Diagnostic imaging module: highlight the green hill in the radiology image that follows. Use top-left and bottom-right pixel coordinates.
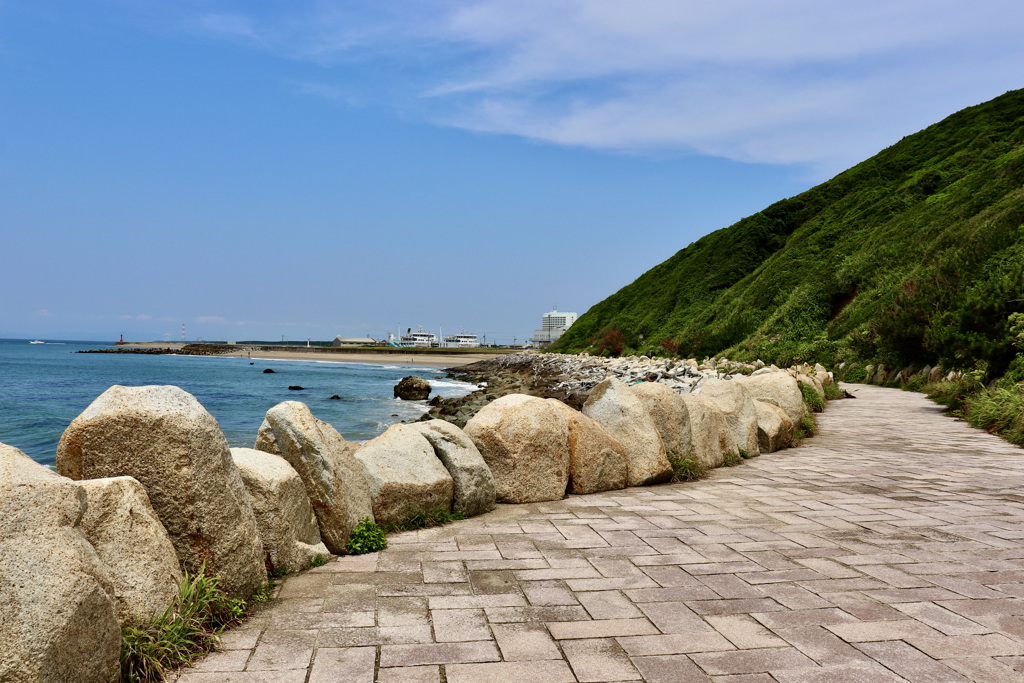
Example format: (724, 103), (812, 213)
(555, 88), (1024, 379)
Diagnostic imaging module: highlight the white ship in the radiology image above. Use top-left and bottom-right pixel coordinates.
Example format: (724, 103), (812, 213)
(399, 326), (437, 347)
(443, 328), (480, 348)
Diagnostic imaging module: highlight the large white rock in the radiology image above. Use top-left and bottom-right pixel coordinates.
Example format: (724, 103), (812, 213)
(409, 420), (496, 517)
(583, 378), (672, 486)
(547, 400), (629, 495)
(255, 401), (374, 555)
(632, 382), (690, 460)
(737, 372), (805, 425)
(463, 394), (570, 503)
(678, 395), (733, 468)
(77, 476), (182, 626)
(354, 425), (455, 528)
(753, 400), (795, 453)
(56, 385), (267, 600)
(698, 379), (761, 457)
(231, 448), (329, 575)
(797, 373), (826, 401)
(0, 443), (120, 683)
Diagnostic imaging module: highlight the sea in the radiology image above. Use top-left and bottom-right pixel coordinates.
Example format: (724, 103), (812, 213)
(0, 339), (478, 468)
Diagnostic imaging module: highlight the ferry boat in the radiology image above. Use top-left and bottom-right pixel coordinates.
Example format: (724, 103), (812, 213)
(443, 329), (480, 348)
(399, 326), (437, 347)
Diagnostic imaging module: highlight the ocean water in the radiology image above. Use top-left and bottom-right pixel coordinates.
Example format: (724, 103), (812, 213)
(0, 339), (477, 467)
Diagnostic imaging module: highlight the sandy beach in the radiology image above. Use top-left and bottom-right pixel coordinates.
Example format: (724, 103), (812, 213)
(122, 342), (508, 368)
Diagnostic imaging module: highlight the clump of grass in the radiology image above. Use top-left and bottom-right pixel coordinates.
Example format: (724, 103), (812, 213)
(841, 366), (867, 383)
(799, 381), (826, 413)
(120, 567), (246, 683)
(308, 554), (328, 568)
(383, 507), (467, 533)
(667, 454), (708, 482)
(249, 581), (275, 604)
(823, 382), (845, 400)
(924, 377), (982, 412)
(738, 447), (753, 459)
(900, 374), (928, 392)
(348, 517), (387, 555)
(723, 451), (744, 467)
(962, 384), (1024, 447)
(791, 412), (818, 447)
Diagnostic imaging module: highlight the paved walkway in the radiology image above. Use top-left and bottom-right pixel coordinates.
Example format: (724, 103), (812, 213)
(177, 385), (1024, 682)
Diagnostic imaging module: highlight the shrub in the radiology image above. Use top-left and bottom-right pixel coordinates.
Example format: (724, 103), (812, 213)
(667, 455), (708, 482)
(659, 339), (680, 357)
(841, 366), (867, 383)
(799, 382), (826, 413)
(593, 327), (625, 357)
(963, 384), (1024, 447)
(120, 567), (246, 683)
(791, 412), (818, 447)
(308, 554), (328, 568)
(900, 374), (927, 392)
(348, 517), (387, 555)
(823, 382), (845, 400)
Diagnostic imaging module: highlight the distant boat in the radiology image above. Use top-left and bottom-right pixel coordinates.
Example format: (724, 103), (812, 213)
(29, 340), (44, 344)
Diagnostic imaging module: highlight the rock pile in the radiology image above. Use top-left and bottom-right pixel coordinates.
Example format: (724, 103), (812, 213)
(0, 353), (836, 681)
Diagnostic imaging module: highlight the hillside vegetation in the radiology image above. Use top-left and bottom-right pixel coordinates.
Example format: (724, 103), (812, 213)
(555, 88), (1024, 383)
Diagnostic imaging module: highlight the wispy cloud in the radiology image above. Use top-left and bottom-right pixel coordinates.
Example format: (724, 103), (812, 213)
(179, 1), (1024, 174)
(34, 309), (51, 317)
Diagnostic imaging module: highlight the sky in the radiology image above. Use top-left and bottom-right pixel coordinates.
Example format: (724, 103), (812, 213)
(1, 1), (1022, 344)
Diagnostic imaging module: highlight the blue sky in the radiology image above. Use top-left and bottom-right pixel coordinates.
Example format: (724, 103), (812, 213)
(2, 1), (1022, 343)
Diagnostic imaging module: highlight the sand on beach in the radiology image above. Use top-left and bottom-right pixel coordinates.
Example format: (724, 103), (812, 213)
(122, 342), (506, 368)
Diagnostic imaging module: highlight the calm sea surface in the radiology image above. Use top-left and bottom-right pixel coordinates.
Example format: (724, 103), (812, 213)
(0, 339), (476, 467)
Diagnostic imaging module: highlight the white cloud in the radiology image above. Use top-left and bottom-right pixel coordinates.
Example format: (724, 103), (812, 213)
(183, 0), (1024, 175)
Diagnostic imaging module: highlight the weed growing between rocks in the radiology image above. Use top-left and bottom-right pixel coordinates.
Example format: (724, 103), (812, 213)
(791, 412), (819, 447)
(667, 455), (709, 482)
(119, 567), (246, 682)
(308, 554), (328, 568)
(799, 382), (826, 413)
(348, 517), (387, 555)
(738, 447), (752, 459)
(384, 507), (467, 533)
(723, 451), (744, 467)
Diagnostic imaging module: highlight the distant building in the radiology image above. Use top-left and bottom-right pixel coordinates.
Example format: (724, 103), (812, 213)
(531, 309), (578, 346)
(333, 336), (373, 347)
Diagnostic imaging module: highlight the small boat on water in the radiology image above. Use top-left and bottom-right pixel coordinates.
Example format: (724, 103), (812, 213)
(29, 340), (44, 344)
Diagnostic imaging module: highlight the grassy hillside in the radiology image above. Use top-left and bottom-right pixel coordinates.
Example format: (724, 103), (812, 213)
(555, 88), (1024, 379)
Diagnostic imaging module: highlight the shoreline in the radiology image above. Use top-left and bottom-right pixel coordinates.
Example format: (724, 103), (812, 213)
(119, 342), (509, 368)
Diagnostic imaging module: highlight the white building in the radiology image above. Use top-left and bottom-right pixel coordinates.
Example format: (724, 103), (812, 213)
(531, 309), (578, 346)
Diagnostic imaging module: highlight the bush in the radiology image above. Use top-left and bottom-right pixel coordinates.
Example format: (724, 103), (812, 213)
(593, 327), (625, 357)
(962, 383), (1024, 447)
(823, 383), (845, 400)
(383, 507), (466, 533)
(667, 455), (708, 482)
(723, 451), (744, 467)
(900, 374), (927, 392)
(120, 567), (246, 683)
(842, 366), (867, 383)
(799, 382), (826, 413)
(348, 517), (387, 555)
(791, 412), (818, 447)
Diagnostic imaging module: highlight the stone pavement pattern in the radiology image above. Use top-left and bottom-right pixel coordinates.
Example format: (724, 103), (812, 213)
(176, 385), (1024, 682)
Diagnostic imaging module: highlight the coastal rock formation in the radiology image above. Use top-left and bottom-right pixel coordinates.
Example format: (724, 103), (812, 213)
(737, 372), (805, 425)
(633, 382), (691, 460)
(409, 420), (496, 517)
(77, 476), (182, 625)
(582, 378), (672, 486)
(231, 448), (329, 574)
(255, 401), (374, 555)
(354, 425), (455, 527)
(753, 400), (795, 453)
(547, 400), (629, 495)
(678, 395), (733, 468)
(394, 375), (432, 400)
(464, 394), (571, 503)
(0, 443), (120, 683)
(56, 385), (267, 600)
(698, 379), (761, 457)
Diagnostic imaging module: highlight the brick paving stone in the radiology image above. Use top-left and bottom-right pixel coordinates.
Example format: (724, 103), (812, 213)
(490, 622), (564, 660)
(377, 665), (441, 683)
(446, 660), (577, 683)
(307, 647), (375, 683)
(562, 638), (642, 682)
(854, 640), (969, 682)
(184, 385), (1024, 681)
(630, 655), (711, 682)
